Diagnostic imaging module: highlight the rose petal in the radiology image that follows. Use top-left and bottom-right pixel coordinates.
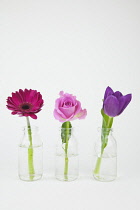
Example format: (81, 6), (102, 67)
(55, 98), (62, 110)
(74, 101), (82, 115)
(59, 91), (64, 96)
(53, 109), (66, 122)
(77, 109), (87, 120)
(61, 98), (73, 107)
(59, 106), (76, 118)
(60, 96), (76, 107)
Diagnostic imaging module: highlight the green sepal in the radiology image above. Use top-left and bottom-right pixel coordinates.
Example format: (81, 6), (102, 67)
(61, 121), (72, 143)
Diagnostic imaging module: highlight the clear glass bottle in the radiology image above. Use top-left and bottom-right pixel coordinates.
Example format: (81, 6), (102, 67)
(55, 127), (79, 181)
(93, 128), (117, 182)
(18, 126), (43, 181)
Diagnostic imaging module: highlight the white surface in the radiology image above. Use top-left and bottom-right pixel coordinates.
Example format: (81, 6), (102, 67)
(1, 172), (140, 210)
(1, 0), (140, 209)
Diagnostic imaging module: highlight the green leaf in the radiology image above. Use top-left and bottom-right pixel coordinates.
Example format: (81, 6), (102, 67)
(101, 109), (113, 129)
(101, 109), (114, 152)
(61, 121), (72, 143)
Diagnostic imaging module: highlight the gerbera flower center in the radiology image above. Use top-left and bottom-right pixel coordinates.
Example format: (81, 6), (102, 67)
(22, 104), (30, 110)
(19, 103), (32, 112)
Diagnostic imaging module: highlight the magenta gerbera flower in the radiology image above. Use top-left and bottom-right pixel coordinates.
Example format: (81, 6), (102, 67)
(6, 89), (44, 119)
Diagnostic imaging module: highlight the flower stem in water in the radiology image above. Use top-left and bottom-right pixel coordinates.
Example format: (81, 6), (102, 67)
(26, 117), (35, 180)
(64, 122), (70, 181)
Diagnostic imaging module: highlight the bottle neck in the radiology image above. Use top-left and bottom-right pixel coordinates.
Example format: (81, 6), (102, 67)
(21, 126), (41, 146)
(98, 128), (113, 136)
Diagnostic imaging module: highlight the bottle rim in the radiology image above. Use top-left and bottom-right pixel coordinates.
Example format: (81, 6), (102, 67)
(22, 125), (39, 131)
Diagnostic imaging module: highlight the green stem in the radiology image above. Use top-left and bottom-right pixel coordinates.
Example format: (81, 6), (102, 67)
(93, 156), (102, 174)
(94, 114), (113, 176)
(93, 143), (105, 175)
(26, 117), (35, 180)
(64, 121), (70, 181)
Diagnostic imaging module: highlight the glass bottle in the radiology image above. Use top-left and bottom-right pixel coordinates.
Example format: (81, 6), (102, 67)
(93, 128), (117, 181)
(18, 126), (43, 181)
(55, 127), (79, 181)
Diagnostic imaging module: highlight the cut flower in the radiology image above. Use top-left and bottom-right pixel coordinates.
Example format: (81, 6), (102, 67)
(54, 91), (87, 181)
(54, 91), (87, 122)
(93, 86), (132, 179)
(103, 86), (132, 117)
(6, 89), (44, 119)
(6, 88), (44, 181)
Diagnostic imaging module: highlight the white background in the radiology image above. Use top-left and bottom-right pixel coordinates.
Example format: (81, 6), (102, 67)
(0, 0), (140, 209)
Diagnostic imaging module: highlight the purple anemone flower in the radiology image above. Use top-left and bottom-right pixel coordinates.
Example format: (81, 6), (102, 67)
(103, 86), (132, 117)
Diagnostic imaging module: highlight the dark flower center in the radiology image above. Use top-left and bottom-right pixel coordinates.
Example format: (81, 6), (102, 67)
(19, 102), (32, 112)
(21, 104), (30, 110)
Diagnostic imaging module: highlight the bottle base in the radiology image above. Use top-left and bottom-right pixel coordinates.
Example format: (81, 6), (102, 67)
(93, 174), (116, 182)
(19, 174), (42, 181)
(55, 174), (78, 182)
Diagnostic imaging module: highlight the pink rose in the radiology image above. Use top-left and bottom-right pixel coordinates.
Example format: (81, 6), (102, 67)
(54, 91), (87, 122)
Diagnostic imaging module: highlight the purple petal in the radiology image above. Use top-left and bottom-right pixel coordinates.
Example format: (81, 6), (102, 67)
(103, 95), (120, 117)
(113, 91), (122, 99)
(104, 86), (114, 100)
(118, 94), (132, 115)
